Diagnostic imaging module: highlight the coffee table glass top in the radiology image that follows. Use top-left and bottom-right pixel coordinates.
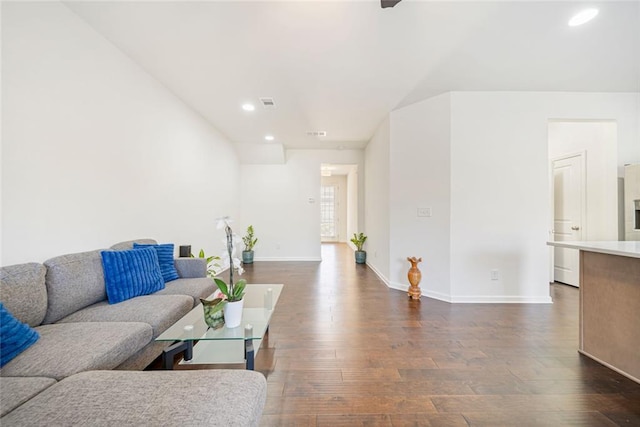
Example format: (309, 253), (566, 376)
(156, 284), (283, 342)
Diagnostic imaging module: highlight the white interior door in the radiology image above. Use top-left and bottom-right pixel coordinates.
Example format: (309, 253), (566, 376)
(552, 154), (584, 287)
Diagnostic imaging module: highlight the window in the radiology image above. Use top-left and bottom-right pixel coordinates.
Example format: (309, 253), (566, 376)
(320, 185), (337, 239)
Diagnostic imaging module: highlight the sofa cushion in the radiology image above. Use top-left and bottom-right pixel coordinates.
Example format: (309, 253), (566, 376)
(133, 243), (180, 283)
(110, 238), (157, 251)
(56, 294), (192, 338)
(1, 370), (267, 426)
(0, 376), (57, 417)
(0, 303), (39, 368)
(0, 263), (48, 327)
(101, 247), (165, 304)
(174, 257), (207, 279)
(42, 250), (107, 324)
(115, 340), (171, 371)
(153, 278), (216, 307)
(0, 322), (152, 381)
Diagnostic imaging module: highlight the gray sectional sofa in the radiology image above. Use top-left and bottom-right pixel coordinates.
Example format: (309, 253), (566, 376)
(0, 239), (267, 426)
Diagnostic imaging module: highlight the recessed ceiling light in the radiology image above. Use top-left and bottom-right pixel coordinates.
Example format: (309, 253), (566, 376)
(242, 103), (255, 112)
(264, 135), (275, 141)
(568, 8), (599, 27)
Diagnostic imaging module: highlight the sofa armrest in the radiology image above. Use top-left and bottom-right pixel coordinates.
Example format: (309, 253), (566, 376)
(173, 258), (207, 278)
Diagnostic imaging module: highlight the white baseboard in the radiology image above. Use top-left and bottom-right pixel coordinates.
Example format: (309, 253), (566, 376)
(388, 281), (552, 304)
(253, 257), (322, 262)
(388, 281), (408, 293)
(449, 295), (553, 304)
(388, 281), (452, 302)
(365, 261), (390, 286)
(246, 258), (553, 304)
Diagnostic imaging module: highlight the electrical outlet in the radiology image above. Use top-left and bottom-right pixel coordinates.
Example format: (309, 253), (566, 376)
(275, 243), (280, 250)
(417, 207), (432, 217)
(491, 269), (499, 280)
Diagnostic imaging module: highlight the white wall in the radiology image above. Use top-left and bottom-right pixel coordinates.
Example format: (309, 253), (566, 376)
(320, 175), (347, 242)
(389, 93), (451, 300)
(364, 118), (390, 281)
(549, 121), (618, 241)
(346, 165), (358, 246)
(2, 2), (240, 265)
(370, 91), (638, 303)
(449, 91), (639, 303)
(240, 149), (364, 261)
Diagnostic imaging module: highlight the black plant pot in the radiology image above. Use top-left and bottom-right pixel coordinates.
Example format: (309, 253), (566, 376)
(355, 250), (367, 264)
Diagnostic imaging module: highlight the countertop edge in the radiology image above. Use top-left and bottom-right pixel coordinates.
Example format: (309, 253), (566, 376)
(547, 241), (640, 259)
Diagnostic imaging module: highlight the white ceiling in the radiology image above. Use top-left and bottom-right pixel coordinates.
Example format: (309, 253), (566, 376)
(65, 1), (640, 150)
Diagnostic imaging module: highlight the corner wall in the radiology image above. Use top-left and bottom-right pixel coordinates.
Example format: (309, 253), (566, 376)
(1, 2), (240, 265)
(389, 94), (451, 300)
(371, 91), (638, 303)
(364, 118), (391, 281)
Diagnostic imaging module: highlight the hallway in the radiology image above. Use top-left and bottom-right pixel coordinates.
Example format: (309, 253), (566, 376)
(240, 243), (640, 426)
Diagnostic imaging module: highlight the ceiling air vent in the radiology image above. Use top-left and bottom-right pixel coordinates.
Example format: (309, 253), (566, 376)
(259, 97), (276, 109)
(306, 131), (327, 137)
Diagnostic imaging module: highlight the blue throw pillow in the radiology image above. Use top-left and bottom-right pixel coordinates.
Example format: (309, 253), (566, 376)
(133, 243), (180, 283)
(101, 247), (165, 304)
(0, 302), (39, 368)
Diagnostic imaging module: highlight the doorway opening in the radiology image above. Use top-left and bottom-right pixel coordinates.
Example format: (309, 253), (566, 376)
(551, 152), (585, 287)
(548, 120), (618, 287)
(320, 164), (358, 244)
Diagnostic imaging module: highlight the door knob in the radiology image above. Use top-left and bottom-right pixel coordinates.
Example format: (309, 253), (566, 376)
(571, 226), (580, 231)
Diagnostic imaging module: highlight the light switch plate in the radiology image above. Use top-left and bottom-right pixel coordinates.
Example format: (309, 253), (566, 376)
(417, 208), (432, 217)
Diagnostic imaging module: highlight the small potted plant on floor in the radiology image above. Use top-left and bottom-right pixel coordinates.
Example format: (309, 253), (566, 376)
(351, 232), (367, 264)
(242, 225), (258, 264)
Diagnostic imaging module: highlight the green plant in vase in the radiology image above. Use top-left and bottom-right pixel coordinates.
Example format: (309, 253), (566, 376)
(214, 278), (246, 303)
(191, 249), (221, 278)
(242, 225), (258, 264)
(350, 232), (368, 264)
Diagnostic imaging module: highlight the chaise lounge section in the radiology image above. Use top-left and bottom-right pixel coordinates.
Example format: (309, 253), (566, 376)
(2, 370), (267, 426)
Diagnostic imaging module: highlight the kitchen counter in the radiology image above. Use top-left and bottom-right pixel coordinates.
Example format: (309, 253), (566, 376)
(547, 241), (640, 384)
(547, 240), (640, 258)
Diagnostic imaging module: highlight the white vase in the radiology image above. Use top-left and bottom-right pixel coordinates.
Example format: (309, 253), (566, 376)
(223, 299), (244, 328)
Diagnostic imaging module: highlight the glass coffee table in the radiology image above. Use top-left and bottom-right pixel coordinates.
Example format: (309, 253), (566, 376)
(156, 284), (283, 370)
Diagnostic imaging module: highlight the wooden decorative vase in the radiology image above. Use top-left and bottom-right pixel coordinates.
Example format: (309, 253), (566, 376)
(406, 257), (423, 300)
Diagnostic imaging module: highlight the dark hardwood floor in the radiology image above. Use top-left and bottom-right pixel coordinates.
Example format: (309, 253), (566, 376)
(239, 243), (640, 426)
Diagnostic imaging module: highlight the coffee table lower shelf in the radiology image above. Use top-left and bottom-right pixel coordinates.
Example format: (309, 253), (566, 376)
(162, 337), (263, 370)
